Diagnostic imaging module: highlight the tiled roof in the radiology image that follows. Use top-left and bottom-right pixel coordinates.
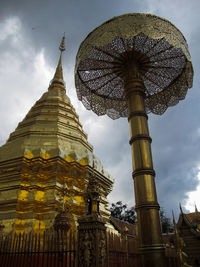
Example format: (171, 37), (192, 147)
(110, 217), (137, 236)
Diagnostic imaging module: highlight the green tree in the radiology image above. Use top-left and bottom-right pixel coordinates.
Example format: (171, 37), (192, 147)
(160, 208), (174, 233)
(110, 201), (136, 224)
(110, 201), (174, 233)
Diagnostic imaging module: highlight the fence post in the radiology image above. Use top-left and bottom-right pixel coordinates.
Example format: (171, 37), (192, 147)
(77, 178), (108, 267)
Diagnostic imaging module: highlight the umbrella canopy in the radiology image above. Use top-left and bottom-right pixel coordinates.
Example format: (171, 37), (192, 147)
(75, 13), (193, 119)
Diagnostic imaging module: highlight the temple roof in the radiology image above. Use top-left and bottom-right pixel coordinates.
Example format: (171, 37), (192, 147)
(0, 36), (114, 182)
(185, 211), (200, 224)
(110, 217), (137, 236)
(176, 205), (200, 234)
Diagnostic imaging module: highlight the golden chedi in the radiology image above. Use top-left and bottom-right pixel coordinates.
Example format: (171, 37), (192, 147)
(0, 36), (113, 235)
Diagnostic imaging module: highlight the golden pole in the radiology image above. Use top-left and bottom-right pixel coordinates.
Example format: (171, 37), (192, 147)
(75, 13), (193, 266)
(124, 61), (166, 266)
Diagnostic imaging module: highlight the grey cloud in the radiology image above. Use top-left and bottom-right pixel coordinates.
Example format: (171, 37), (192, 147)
(0, 0), (200, 220)
(0, 0), (149, 64)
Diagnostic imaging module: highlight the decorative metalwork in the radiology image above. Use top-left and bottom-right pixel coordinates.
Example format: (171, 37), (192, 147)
(75, 13), (194, 266)
(75, 13), (193, 119)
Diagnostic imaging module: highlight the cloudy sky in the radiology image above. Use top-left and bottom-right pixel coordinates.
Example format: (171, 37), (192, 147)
(0, 0), (200, 219)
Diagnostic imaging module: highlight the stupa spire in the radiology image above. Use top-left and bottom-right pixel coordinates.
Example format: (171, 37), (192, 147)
(195, 203), (198, 213)
(49, 33), (66, 90)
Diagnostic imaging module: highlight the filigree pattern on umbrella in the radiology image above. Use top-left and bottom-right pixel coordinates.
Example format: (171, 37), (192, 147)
(75, 13), (193, 119)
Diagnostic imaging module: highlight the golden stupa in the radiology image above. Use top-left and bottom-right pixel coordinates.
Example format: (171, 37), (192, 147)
(0, 36), (113, 235)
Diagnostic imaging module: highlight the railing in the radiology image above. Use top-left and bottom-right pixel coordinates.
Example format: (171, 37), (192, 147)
(107, 231), (141, 267)
(0, 228), (178, 266)
(0, 229), (76, 267)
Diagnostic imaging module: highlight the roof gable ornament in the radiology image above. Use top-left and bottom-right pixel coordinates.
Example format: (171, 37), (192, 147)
(179, 203), (184, 215)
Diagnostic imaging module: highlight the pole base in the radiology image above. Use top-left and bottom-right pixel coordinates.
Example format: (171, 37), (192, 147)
(140, 246), (166, 267)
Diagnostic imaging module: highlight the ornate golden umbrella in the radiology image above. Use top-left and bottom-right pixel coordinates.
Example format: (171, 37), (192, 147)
(75, 13), (193, 266)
